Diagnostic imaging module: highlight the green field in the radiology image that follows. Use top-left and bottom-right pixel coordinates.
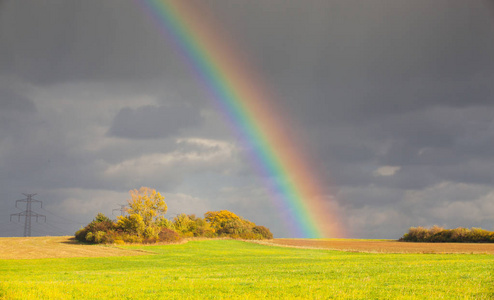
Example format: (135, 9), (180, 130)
(1, 240), (493, 299)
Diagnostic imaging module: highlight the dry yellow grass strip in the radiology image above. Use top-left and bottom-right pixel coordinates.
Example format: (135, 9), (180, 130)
(263, 238), (494, 254)
(0, 236), (148, 259)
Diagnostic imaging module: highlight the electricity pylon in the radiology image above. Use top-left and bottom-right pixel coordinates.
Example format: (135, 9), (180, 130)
(112, 204), (127, 216)
(10, 193), (46, 237)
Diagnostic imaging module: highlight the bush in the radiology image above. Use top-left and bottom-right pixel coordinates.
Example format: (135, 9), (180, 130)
(93, 231), (106, 243)
(205, 210), (241, 233)
(114, 238), (125, 245)
(190, 216), (215, 237)
(75, 213), (116, 243)
(451, 227), (470, 241)
(171, 214), (217, 238)
(75, 227), (88, 242)
(158, 228), (181, 243)
(75, 207), (273, 244)
(124, 234), (143, 244)
(116, 214), (146, 236)
(237, 231), (257, 240)
(143, 226), (159, 239)
(252, 226), (273, 239)
(400, 226), (494, 243)
(85, 232), (94, 242)
(155, 217), (174, 230)
(172, 214), (195, 235)
(203, 210), (273, 240)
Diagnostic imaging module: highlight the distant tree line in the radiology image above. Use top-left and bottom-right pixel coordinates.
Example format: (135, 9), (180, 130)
(400, 226), (494, 243)
(75, 187), (273, 244)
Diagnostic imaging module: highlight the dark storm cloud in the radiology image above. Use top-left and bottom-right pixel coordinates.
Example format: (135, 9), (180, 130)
(0, 0), (186, 84)
(208, 0), (494, 79)
(1, 0), (493, 238)
(210, 0), (494, 129)
(0, 88), (36, 112)
(108, 105), (203, 139)
(0, 88), (37, 140)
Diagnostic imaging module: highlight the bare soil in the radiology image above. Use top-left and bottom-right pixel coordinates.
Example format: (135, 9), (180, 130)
(2, 237), (493, 259)
(0, 236), (148, 259)
(263, 238), (494, 254)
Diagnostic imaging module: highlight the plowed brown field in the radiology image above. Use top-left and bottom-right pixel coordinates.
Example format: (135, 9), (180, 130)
(263, 238), (494, 254)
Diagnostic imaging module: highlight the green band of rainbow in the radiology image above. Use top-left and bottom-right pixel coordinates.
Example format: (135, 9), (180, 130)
(136, 0), (343, 238)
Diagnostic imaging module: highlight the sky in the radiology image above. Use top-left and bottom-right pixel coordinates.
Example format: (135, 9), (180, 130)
(1, 0), (494, 239)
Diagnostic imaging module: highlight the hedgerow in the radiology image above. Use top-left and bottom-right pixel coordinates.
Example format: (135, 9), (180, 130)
(75, 187), (273, 244)
(400, 226), (494, 243)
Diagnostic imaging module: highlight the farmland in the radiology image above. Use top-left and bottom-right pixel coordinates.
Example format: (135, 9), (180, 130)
(0, 237), (147, 260)
(264, 238), (494, 254)
(0, 238), (493, 299)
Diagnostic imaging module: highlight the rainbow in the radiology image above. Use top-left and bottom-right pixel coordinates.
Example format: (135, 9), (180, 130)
(136, 0), (343, 238)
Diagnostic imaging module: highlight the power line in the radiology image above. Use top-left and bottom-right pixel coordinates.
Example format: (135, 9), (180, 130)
(112, 204), (128, 216)
(0, 221), (23, 235)
(39, 207), (86, 225)
(10, 193), (46, 237)
(41, 222), (70, 236)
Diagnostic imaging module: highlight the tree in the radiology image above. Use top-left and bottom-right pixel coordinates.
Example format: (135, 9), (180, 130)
(253, 225), (273, 239)
(116, 214), (146, 236)
(204, 210), (254, 235)
(126, 187), (167, 226)
(75, 189), (273, 243)
(204, 210), (240, 233)
(171, 214), (215, 237)
(172, 214), (195, 235)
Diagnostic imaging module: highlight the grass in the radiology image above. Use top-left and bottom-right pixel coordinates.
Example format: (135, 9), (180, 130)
(1, 239), (493, 299)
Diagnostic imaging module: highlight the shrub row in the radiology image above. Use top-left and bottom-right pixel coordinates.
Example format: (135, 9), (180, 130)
(75, 210), (272, 244)
(399, 226), (494, 243)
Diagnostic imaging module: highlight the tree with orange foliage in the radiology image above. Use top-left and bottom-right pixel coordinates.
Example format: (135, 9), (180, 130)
(204, 210), (240, 233)
(204, 210), (255, 236)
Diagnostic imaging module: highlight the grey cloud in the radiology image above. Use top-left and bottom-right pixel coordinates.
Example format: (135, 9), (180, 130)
(0, 0), (185, 84)
(373, 106), (494, 168)
(435, 160), (494, 186)
(0, 88), (37, 140)
(336, 185), (405, 208)
(200, 0), (494, 237)
(1, 1), (494, 238)
(209, 0), (494, 82)
(376, 166), (441, 190)
(0, 88), (36, 112)
(401, 183), (494, 229)
(307, 97), (494, 189)
(108, 105), (203, 139)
